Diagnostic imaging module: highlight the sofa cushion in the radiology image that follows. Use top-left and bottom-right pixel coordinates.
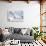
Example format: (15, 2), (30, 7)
(21, 29), (27, 35)
(8, 27), (14, 34)
(14, 28), (21, 33)
(9, 33), (34, 43)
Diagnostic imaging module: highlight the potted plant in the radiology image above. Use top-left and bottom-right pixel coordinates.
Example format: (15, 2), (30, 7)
(32, 27), (43, 40)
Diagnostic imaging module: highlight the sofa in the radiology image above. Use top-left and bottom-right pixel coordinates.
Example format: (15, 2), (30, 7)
(3, 27), (34, 43)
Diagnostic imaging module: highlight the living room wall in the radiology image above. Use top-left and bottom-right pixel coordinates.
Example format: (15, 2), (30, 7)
(0, 1), (40, 28)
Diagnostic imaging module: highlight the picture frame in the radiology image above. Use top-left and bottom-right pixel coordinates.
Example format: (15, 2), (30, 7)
(7, 10), (24, 22)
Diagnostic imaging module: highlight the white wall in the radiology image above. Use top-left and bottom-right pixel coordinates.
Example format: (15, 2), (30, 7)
(0, 1), (40, 28)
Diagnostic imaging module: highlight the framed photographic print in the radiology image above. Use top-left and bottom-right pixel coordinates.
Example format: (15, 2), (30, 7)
(7, 10), (24, 22)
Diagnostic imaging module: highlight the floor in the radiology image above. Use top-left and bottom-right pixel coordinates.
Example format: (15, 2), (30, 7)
(21, 40), (46, 46)
(0, 40), (46, 46)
